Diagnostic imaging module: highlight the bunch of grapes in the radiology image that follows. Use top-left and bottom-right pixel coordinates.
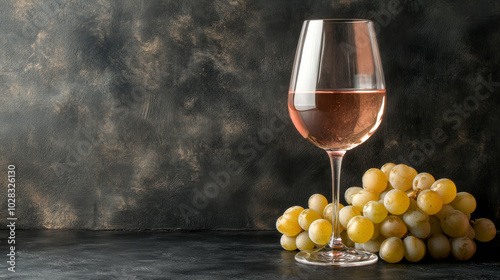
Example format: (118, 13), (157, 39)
(276, 163), (497, 263)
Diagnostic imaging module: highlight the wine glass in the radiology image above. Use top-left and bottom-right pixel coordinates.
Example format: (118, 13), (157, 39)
(288, 19), (386, 266)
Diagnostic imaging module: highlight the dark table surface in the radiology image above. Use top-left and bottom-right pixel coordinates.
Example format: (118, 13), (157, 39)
(1, 230), (499, 279)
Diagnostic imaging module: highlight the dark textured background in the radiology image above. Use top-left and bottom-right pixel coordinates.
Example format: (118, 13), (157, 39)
(0, 0), (499, 230)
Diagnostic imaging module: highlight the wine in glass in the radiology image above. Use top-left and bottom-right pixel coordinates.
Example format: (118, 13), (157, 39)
(288, 19), (386, 266)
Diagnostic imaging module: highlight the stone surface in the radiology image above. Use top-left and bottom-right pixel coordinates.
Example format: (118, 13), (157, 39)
(0, 0), (499, 230)
(2, 230), (499, 279)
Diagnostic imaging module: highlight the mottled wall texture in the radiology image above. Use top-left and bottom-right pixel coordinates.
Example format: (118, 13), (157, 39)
(1, 0), (499, 230)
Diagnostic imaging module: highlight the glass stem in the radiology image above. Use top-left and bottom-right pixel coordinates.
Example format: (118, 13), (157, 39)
(327, 150), (346, 249)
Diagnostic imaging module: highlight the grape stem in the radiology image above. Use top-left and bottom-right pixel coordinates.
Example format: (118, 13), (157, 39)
(408, 188), (421, 200)
(327, 150), (347, 249)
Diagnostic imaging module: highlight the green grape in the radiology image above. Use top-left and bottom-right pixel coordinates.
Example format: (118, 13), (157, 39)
(362, 168), (387, 194)
(413, 172), (435, 190)
(323, 203), (333, 222)
(363, 236), (384, 253)
(417, 190), (443, 215)
(339, 206), (361, 229)
(406, 189), (415, 197)
(450, 192), (477, 215)
(276, 215), (302, 237)
(402, 208), (429, 228)
(340, 230), (354, 247)
(363, 201), (388, 223)
(403, 236), (426, 262)
(347, 216), (375, 243)
(427, 233), (450, 259)
(384, 182), (394, 192)
(354, 242), (364, 250)
(330, 204), (346, 233)
(315, 243), (325, 249)
(380, 215), (407, 238)
(431, 178), (457, 204)
(441, 209), (469, 237)
(308, 219), (332, 246)
(379, 237), (405, 263)
(389, 164), (417, 191)
(408, 221), (431, 239)
(323, 203), (344, 224)
(473, 218), (497, 242)
(381, 163), (396, 181)
(451, 236), (476, 260)
(379, 190), (389, 202)
(284, 206), (304, 221)
(465, 225), (475, 240)
(296, 231), (315, 251)
(428, 215), (443, 235)
(435, 204), (454, 221)
(280, 234), (297, 251)
(352, 190), (379, 212)
(384, 189), (410, 215)
(345, 187), (363, 205)
(298, 209), (322, 231)
(308, 194), (328, 217)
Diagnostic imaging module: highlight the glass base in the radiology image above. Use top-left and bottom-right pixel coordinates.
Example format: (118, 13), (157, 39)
(295, 246), (378, 267)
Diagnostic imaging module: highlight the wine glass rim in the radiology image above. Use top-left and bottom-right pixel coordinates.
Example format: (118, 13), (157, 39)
(305, 19), (371, 23)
